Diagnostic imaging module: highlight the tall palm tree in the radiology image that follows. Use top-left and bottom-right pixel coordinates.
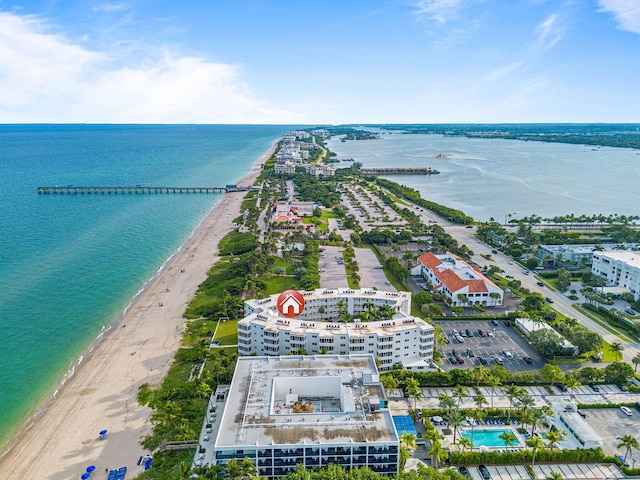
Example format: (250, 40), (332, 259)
(458, 436), (473, 452)
(504, 385), (525, 422)
(632, 352), (640, 373)
(527, 436), (545, 467)
(616, 434), (640, 463)
(380, 374), (399, 397)
(452, 385), (469, 409)
(545, 429), (566, 454)
(487, 375), (502, 408)
(445, 408), (465, 444)
(470, 366), (489, 388)
(405, 377), (423, 411)
(609, 342), (624, 362)
(499, 432), (518, 449)
(546, 471), (564, 480)
(399, 432), (418, 470)
(564, 376), (581, 398)
(428, 440), (448, 469)
(471, 409), (486, 449)
(438, 393), (456, 413)
(517, 393), (536, 415)
(474, 393), (488, 411)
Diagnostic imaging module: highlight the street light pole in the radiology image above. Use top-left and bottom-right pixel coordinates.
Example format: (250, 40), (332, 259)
(504, 212), (516, 226)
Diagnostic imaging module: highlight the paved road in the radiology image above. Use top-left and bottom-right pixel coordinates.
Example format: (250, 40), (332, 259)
(391, 193), (640, 365)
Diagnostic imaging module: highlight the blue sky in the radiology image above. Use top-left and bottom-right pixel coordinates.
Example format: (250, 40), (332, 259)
(0, 0), (639, 123)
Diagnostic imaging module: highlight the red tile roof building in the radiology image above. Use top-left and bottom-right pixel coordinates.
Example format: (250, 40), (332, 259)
(411, 252), (504, 307)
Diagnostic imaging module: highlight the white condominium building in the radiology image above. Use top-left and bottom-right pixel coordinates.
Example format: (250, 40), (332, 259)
(208, 355), (399, 478)
(592, 250), (640, 300)
(239, 289), (435, 371)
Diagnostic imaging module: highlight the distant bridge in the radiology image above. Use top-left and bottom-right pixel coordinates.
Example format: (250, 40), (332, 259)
(360, 167), (440, 175)
(37, 185), (253, 195)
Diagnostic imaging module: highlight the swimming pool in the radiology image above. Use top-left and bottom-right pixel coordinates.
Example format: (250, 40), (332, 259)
(460, 428), (523, 448)
(393, 415), (417, 436)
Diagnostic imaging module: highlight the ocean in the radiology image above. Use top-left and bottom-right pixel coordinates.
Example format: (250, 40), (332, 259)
(0, 124), (293, 449)
(327, 133), (640, 222)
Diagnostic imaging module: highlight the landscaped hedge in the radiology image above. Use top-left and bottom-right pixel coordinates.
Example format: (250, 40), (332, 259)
(450, 447), (606, 466)
(576, 402), (638, 409)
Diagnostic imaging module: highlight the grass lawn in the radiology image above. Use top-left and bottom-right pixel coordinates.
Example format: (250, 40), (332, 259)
(214, 319), (239, 345)
(264, 276), (299, 295)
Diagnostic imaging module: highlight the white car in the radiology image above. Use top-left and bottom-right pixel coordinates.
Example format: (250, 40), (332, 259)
(502, 349), (513, 358)
(620, 406), (633, 416)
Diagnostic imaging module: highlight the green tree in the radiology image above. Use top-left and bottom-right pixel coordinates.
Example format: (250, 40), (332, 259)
(499, 431), (518, 448)
(504, 384), (525, 423)
(405, 377), (423, 411)
(458, 436), (473, 452)
(452, 385), (469, 409)
(616, 434), (640, 462)
(380, 374), (399, 397)
(609, 342), (624, 362)
(540, 364), (564, 387)
(604, 361), (634, 383)
(445, 408), (465, 444)
(556, 269), (572, 291)
(428, 440), (448, 469)
(632, 352), (640, 373)
(526, 436), (545, 466)
(438, 393), (456, 413)
(546, 472), (564, 480)
(526, 257), (540, 270)
(545, 429), (566, 454)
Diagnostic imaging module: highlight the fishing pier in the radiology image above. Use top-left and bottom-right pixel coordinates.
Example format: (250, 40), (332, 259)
(37, 185), (254, 195)
(359, 167), (440, 175)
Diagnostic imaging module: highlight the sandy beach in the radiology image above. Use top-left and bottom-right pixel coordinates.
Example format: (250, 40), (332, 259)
(0, 141), (277, 480)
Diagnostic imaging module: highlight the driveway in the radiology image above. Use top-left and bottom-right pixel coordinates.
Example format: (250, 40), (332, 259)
(354, 247), (394, 291)
(319, 245), (349, 289)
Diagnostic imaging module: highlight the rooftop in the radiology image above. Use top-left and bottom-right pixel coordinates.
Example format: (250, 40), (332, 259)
(214, 355), (397, 448)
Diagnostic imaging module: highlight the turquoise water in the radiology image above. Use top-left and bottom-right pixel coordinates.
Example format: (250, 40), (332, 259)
(461, 428), (522, 448)
(0, 124), (293, 449)
(327, 133), (640, 221)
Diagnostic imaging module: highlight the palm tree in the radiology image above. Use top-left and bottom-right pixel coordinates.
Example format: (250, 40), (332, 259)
(632, 352), (640, 373)
(545, 429), (566, 454)
(527, 436), (545, 466)
(470, 366), (489, 388)
(564, 376), (581, 398)
(474, 393), (488, 411)
(438, 393), (456, 413)
(445, 408), (465, 444)
(428, 440), (448, 469)
(504, 384), (525, 422)
(517, 393), (536, 414)
(528, 409), (547, 436)
(458, 436), (473, 452)
(499, 431), (518, 449)
(616, 434), (640, 463)
(452, 385), (469, 409)
(399, 432), (418, 470)
(380, 374), (399, 397)
(487, 375), (502, 408)
(609, 342), (624, 362)
(546, 472), (564, 480)
(404, 378), (423, 411)
(470, 408), (486, 449)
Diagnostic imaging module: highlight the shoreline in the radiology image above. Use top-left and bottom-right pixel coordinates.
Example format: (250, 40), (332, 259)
(0, 139), (278, 479)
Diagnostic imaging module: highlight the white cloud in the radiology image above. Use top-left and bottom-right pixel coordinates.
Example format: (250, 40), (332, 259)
(0, 12), (299, 123)
(92, 2), (132, 13)
(535, 13), (564, 50)
(597, 0), (640, 34)
(413, 0), (465, 24)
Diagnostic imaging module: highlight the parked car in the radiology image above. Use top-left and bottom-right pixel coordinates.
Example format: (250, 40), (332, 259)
(588, 383), (600, 392)
(466, 329), (474, 337)
(522, 270), (529, 275)
(502, 349), (513, 358)
(491, 249), (498, 254)
(494, 357), (504, 365)
(478, 464), (491, 479)
(620, 406), (633, 416)
(467, 349), (475, 357)
(617, 384), (628, 392)
(458, 466), (471, 478)
(203, 434), (211, 441)
(503, 320), (511, 326)
(452, 349), (459, 357)
(478, 328), (487, 336)
(479, 357), (488, 365)
(487, 330), (495, 337)
(456, 355), (465, 364)
(626, 308), (636, 315)
(454, 334), (465, 343)
(491, 319), (499, 326)
(460, 330), (467, 337)
(522, 356), (533, 364)
(556, 383), (568, 392)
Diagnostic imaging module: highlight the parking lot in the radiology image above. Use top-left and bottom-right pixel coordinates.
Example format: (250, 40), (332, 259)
(461, 463), (624, 480)
(318, 245), (349, 289)
(354, 247), (394, 291)
(582, 407), (640, 467)
(434, 319), (544, 371)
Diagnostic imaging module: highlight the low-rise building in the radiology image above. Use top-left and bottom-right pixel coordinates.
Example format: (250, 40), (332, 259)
(515, 318), (578, 355)
(209, 355), (399, 478)
(547, 399), (603, 449)
(411, 252), (503, 307)
(592, 250), (640, 301)
(240, 289), (434, 371)
(537, 244), (638, 268)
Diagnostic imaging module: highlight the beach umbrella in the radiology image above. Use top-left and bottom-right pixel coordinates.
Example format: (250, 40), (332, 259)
(86, 466), (96, 473)
(99, 429), (108, 439)
(81, 473), (91, 480)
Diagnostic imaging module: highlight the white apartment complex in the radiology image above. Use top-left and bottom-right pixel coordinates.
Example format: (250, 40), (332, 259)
(411, 252), (503, 307)
(239, 289), (435, 371)
(592, 250), (640, 300)
(208, 355), (399, 478)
